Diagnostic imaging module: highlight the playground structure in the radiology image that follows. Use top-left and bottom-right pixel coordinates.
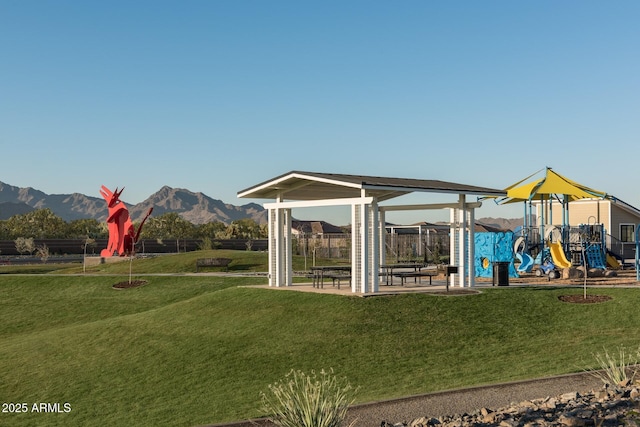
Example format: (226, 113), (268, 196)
(489, 168), (629, 279)
(509, 221), (625, 279)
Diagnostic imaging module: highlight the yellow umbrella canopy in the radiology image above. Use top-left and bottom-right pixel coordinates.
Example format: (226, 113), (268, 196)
(502, 167), (606, 203)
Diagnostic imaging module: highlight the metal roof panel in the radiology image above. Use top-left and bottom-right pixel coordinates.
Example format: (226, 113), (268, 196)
(238, 171), (506, 201)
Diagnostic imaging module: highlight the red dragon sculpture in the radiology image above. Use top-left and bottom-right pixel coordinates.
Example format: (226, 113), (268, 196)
(100, 185), (153, 257)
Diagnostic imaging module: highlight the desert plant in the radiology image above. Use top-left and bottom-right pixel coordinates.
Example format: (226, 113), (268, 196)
(261, 369), (357, 427)
(198, 237), (213, 251)
(590, 345), (640, 386)
(35, 243), (50, 263)
(14, 237), (36, 255)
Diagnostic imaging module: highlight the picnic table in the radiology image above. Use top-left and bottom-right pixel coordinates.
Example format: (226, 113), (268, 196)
(309, 263), (439, 289)
(380, 263), (425, 285)
(310, 265), (351, 289)
(392, 268), (438, 286)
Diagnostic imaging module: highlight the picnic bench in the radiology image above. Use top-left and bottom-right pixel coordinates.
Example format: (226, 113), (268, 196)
(310, 265), (351, 289)
(324, 273), (351, 289)
(196, 257), (232, 272)
(392, 269), (438, 286)
(381, 262), (425, 285)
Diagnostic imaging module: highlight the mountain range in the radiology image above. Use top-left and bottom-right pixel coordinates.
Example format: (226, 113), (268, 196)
(0, 181), (267, 225)
(0, 181), (522, 230)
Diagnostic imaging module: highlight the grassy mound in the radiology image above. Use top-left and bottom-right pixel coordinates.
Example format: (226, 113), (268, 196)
(1, 270), (639, 425)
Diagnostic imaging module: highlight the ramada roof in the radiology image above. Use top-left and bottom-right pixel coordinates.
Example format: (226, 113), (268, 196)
(238, 171), (506, 202)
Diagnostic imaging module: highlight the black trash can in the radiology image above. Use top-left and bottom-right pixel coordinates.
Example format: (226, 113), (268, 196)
(493, 262), (509, 286)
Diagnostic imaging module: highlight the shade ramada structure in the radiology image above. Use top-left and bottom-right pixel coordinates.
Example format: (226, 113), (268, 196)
(238, 171), (506, 294)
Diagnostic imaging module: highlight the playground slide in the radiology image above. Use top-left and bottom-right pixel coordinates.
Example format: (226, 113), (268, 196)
(548, 241), (571, 269)
(517, 252), (534, 273)
(606, 253), (621, 270)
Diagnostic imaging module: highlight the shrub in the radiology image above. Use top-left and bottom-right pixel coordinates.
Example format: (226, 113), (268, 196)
(36, 243), (50, 263)
(261, 369), (357, 427)
(198, 237), (213, 251)
(590, 345), (640, 386)
(14, 237), (35, 255)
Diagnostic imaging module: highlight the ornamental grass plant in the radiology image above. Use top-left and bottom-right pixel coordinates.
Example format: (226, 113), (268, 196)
(261, 369), (357, 427)
(590, 345), (640, 386)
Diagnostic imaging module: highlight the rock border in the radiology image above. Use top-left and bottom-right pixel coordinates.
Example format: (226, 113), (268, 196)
(383, 381), (640, 427)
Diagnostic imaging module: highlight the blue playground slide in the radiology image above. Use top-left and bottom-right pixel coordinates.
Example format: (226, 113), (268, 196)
(516, 252), (534, 273)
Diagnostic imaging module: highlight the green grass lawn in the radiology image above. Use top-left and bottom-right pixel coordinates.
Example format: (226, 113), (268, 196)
(1, 252), (640, 426)
(43, 249), (333, 275)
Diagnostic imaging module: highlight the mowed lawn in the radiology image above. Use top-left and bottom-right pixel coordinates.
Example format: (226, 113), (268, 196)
(1, 269), (640, 426)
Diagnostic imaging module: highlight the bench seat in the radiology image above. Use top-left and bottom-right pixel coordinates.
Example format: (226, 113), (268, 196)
(196, 257), (232, 272)
(323, 273), (351, 289)
(392, 270), (438, 286)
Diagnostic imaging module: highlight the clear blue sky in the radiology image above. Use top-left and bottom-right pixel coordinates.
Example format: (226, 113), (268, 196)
(2, 1), (638, 225)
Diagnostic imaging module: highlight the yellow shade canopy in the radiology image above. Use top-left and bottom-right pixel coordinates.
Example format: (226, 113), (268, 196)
(502, 168), (606, 203)
(506, 178), (544, 201)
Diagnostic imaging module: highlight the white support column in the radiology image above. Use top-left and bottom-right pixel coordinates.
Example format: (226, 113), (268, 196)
(351, 204), (362, 293)
(468, 206), (476, 287)
(379, 209), (387, 268)
(449, 207), (458, 287)
(269, 207), (284, 287)
(458, 195), (467, 288)
(268, 208), (276, 287)
(349, 194), (379, 295)
(369, 200), (380, 293)
(267, 194), (292, 288)
(275, 207), (286, 287)
(284, 208), (293, 287)
(360, 198), (369, 293)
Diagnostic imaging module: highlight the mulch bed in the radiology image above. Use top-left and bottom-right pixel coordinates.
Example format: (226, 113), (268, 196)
(112, 280), (148, 289)
(558, 294), (612, 304)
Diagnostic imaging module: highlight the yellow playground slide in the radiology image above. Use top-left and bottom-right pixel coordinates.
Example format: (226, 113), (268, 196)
(606, 253), (621, 270)
(548, 241), (572, 269)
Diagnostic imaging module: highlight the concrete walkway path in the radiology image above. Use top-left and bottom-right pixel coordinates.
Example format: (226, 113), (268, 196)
(205, 371), (603, 427)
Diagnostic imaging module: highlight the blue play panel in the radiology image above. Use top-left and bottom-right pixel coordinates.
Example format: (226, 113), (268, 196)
(474, 231), (518, 278)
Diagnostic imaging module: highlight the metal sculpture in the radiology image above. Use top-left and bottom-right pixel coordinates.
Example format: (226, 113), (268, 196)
(100, 185), (153, 257)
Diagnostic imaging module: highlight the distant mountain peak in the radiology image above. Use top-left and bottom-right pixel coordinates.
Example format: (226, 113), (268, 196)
(0, 180), (267, 225)
(0, 180), (523, 229)
(476, 217), (524, 231)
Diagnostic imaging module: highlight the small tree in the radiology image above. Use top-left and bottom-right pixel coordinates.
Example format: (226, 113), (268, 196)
(225, 218), (264, 239)
(432, 238), (442, 264)
(143, 213), (194, 253)
(36, 243), (50, 263)
(197, 237), (213, 251)
(82, 237), (96, 273)
(14, 237), (36, 255)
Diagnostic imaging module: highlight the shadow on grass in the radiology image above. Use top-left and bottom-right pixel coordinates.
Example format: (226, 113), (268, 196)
(228, 263), (263, 271)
